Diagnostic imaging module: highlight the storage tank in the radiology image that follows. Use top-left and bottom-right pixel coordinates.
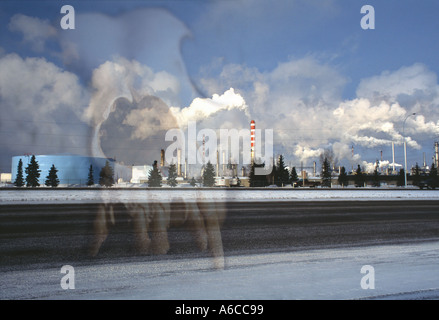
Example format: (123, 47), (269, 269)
(11, 154), (115, 186)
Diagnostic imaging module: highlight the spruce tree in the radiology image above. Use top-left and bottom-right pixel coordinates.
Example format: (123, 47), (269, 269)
(167, 163), (178, 187)
(354, 164), (364, 187)
(397, 168), (405, 187)
(338, 166), (348, 187)
(14, 159), (25, 187)
(203, 161), (216, 187)
(99, 160), (114, 187)
(412, 163), (421, 187)
(289, 166), (299, 186)
(148, 160), (162, 187)
(45, 164), (60, 187)
(275, 155), (289, 187)
(321, 157), (332, 188)
(87, 164), (94, 186)
(269, 160), (277, 186)
(25, 155), (41, 187)
(429, 163), (438, 188)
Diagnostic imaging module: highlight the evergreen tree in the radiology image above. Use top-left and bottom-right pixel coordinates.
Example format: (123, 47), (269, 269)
(45, 164), (60, 187)
(147, 160), (162, 187)
(25, 155), (41, 187)
(354, 164), (364, 187)
(412, 163), (421, 187)
(99, 160), (114, 187)
(14, 159), (25, 187)
(338, 166), (348, 187)
(397, 168), (405, 187)
(429, 163), (438, 177)
(275, 155), (289, 187)
(321, 157), (332, 188)
(167, 163), (178, 187)
(189, 177), (196, 187)
(203, 161), (216, 187)
(372, 161), (381, 187)
(269, 161), (277, 186)
(289, 166), (299, 186)
(87, 164), (94, 186)
(429, 163), (438, 188)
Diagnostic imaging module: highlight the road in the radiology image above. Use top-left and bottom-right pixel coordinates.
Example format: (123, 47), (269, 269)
(1, 200), (438, 299)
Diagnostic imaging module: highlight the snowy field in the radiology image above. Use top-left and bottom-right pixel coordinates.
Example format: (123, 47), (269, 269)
(1, 188), (439, 204)
(1, 240), (438, 300)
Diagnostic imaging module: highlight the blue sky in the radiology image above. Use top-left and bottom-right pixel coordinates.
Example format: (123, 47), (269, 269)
(1, 0), (439, 174)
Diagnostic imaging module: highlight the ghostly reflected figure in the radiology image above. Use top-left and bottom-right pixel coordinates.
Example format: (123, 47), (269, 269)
(88, 197), (226, 269)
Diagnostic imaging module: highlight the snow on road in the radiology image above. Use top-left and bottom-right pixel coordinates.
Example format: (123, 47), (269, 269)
(1, 188), (439, 204)
(1, 240), (438, 300)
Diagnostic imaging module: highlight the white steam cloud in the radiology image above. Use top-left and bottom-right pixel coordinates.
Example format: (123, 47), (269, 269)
(200, 59), (439, 170)
(170, 88), (250, 128)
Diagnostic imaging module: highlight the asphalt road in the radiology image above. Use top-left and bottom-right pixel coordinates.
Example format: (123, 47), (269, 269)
(1, 200), (438, 271)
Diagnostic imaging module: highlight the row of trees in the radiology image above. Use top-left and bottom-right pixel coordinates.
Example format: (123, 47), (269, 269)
(249, 152), (439, 188)
(14, 156), (115, 187)
(147, 160), (216, 187)
(249, 155), (300, 187)
(15, 155), (438, 189)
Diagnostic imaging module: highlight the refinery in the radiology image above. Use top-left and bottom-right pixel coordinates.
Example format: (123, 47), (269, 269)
(2, 120), (439, 189)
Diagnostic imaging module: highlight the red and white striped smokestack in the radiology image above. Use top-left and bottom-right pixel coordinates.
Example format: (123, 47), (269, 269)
(251, 120), (255, 163)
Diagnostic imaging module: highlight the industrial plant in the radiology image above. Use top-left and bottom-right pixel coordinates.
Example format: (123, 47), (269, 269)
(2, 121), (439, 188)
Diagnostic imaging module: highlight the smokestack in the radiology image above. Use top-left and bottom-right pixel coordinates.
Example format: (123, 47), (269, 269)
(160, 149), (165, 167)
(216, 150), (219, 177)
(313, 161), (316, 177)
(380, 150), (383, 173)
(251, 120), (255, 164)
(177, 149), (181, 177)
(423, 152), (426, 168)
(222, 150), (226, 176)
(392, 142), (395, 173)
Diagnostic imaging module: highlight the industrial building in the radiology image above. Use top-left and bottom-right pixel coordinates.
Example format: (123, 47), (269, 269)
(11, 154), (115, 186)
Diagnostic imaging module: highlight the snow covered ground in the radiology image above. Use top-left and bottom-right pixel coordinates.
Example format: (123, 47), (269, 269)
(1, 240), (438, 300)
(1, 188), (439, 204)
(1, 188), (438, 300)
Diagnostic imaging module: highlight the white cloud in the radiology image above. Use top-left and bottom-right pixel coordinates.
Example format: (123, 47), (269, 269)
(356, 63), (439, 101)
(58, 8), (195, 107)
(169, 88), (250, 128)
(8, 14), (57, 52)
(0, 53), (89, 156)
(83, 57), (182, 158)
(83, 57), (181, 126)
(199, 59), (439, 167)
